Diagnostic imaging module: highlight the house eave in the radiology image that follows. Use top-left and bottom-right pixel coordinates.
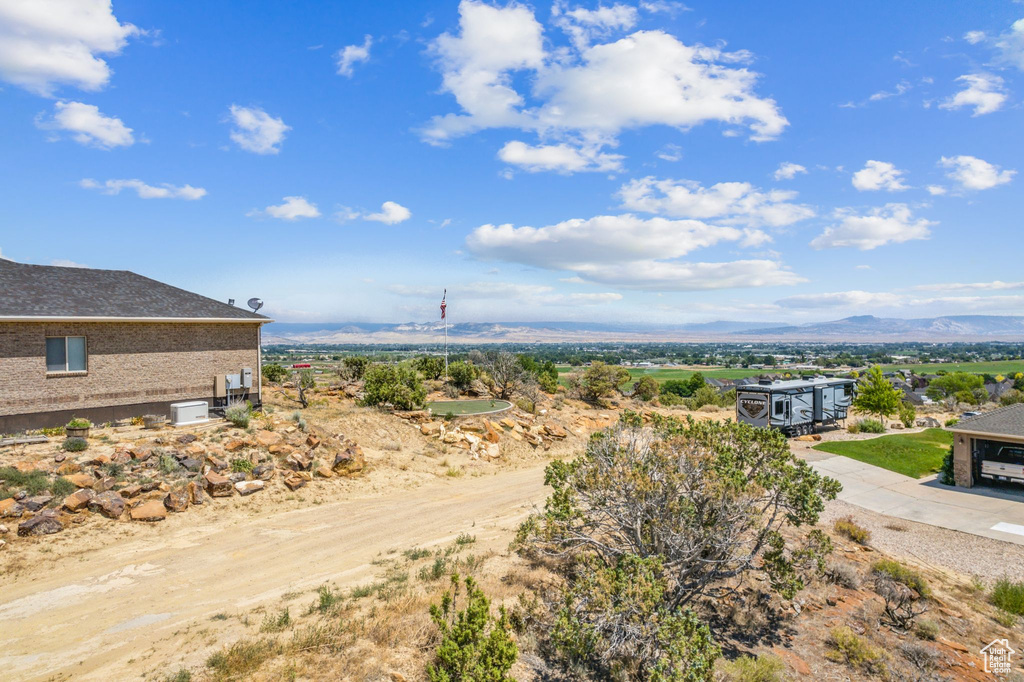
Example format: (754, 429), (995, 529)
(0, 316), (272, 324)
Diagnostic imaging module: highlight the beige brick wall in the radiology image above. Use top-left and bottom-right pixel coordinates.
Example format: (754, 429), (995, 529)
(0, 321), (261, 417)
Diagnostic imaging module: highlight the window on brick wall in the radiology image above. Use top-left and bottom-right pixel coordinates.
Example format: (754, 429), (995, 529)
(46, 336), (87, 373)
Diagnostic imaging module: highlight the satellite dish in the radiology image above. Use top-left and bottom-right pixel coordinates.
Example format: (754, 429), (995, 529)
(247, 297), (264, 313)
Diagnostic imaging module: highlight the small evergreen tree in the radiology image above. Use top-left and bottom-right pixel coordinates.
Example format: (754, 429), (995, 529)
(361, 364), (427, 410)
(427, 574), (518, 682)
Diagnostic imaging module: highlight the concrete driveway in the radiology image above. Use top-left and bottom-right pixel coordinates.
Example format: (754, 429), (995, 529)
(807, 453), (1024, 545)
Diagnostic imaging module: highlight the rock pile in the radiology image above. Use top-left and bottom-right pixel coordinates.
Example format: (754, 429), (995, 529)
(410, 412), (574, 459)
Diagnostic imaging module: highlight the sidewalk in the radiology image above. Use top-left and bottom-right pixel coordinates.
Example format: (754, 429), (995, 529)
(807, 453), (1024, 546)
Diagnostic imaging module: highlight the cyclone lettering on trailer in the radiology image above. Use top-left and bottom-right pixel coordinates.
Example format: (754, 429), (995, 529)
(738, 397), (768, 420)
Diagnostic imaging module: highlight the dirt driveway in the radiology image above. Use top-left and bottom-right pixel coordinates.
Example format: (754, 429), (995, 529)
(0, 464), (551, 681)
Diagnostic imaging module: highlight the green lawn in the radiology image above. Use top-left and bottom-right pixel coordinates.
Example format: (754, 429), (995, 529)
(880, 361), (1024, 377)
(425, 399), (512, 416)
(812, 428), (953, 479)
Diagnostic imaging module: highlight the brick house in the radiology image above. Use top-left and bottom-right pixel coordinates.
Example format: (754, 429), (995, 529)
(0, 261), (270, 432)
(950, 404), (1024, 488)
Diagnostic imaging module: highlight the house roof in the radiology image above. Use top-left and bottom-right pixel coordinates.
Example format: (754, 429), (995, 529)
(0, 261), (268, 322)
(953, 404), (1024, 438)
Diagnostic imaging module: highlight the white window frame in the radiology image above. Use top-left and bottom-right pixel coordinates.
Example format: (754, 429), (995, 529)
(45, 335), (88, 374)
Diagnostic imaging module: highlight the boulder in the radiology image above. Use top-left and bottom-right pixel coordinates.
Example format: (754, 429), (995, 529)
(130, 500), (167, 522)
(140, 480), (161, 493)
(177, 434), (197, 445)
(88, 491), (126, 519)
(795, 434), (822, 442)
(283, 473), (307, 491)
(255, 430), (283, 448)
(186, 444), (206, 457)
(916, 417), (941, 428)
(110, 450), (132, 464)
(94, 477), (117, 493)
(85, 454), (111, 466)
(57, 461), (82, 475)
(65, 473), (96, 489)
(180, 457), (201, 472)
(253, 463), (276, 481)
(130, 446), (154, 461)
(332, 448), (365, 475)
(268, 443), (294, 456)
(18, 510), (63, 536)
(483, 422), (501, 444)
(63, 489), (95, 512)
(164, 487), (190, 512)
(234, 480), (264, 496)
(21, 495), (53, 512)
(228, 472), (247, 484)
(119, 484), (143, 499)
(54, 452), (66, 463)
(224, 439), (247, 453)
(188, 481), (207, 506)
(286, 451), (313, 471)
(204, 472), (234, 497)
(0, 524), (8, 534)
(315, 465), (335, 479)
(207, 456), (228, 472)
(543, 423), (568, 439)
(305, 434), (321, 449)
(420, 422), (442, 436)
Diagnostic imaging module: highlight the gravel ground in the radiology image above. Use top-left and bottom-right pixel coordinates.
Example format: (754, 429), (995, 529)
(820, 498), (1024, 584)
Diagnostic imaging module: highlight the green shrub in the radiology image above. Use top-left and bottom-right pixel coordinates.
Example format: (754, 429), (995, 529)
(230, 458), (254, 474)
(62, 436), (88, 452)
(914, 618), (939, 640)
(427, 574), (517, 682)
(260, 607), (291, 632)
(718, 654), (787, 682)
(420, 557), (449, 582)
(995, 609), (1019, 628)
(0, 467), (59, 499)
(854, 418), (885, 434)
(834, 516), (871, 545)
(66, 418), (92, 429)
(991, 578), (1024, 616)
(944, 417), (959, 427)
(166, 669), (192, 682)
(225, 403), (251, 428)
(825, 627), (887, 676)
(261, 363), (287, 384)
(446, 361), (478, 390)
(159, 454), (181, 475)
(206, 638), (281, 678)
(361, 364), (427, 410)
(340, 355), (370, 380)
(51, 476), (76, 498)
(872, 559), (930, 598)
(633, 376), (660, 402)
(898, 401), (916, 428)
(939, 445), (956, 485)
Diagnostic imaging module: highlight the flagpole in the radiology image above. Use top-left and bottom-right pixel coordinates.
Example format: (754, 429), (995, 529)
(442, 289), (448, 380)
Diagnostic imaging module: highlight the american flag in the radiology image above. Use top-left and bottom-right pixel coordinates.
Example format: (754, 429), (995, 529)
(440, 289), (446, 320)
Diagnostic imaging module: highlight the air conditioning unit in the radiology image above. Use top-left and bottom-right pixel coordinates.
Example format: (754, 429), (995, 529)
(170, 400), (209, 426)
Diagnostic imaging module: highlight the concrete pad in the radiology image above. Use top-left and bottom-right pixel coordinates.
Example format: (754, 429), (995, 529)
(842, 487), (916, 514)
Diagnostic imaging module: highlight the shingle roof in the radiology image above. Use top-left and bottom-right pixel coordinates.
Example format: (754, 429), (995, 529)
(0, 261), (268, 321)
(953, 404), (1024, 437)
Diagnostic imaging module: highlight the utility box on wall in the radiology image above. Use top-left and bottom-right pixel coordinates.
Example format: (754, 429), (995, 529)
(241, 367), (253, 389)
(171, 400), (209, 426)
(225, 373), (242, 390)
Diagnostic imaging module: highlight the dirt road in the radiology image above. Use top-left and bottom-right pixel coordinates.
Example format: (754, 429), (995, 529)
(0, 464), (551, 681)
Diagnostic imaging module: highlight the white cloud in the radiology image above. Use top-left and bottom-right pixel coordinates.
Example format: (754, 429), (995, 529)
(939, 73), (1007, 116)
(912, 280), (1024, 292)
(773, 162), (806, 180)
(810, 203), (934, 250)
(776, 290), (904, 309)
(851, 160), (908, 191)
(364, 201), (412, 224)
(656, 144), (682, 162)
(926, 185), (946, 196)
(0, 0), (140, 96)
(940, 155), (1015, 190)
(964, 30), (987, 45)
(387, 281), (621, 305)
(423, 1), (787, 170)
(36, 100), (134, 148)
(80, 178), (206, 200)
(868, 80), (910, 102)
(50, 258), (90, 268)
(993, 18), (1024, 70)
(248, 196), (321, 221)
(228, 104), (290, 154)
(639, 0), (691, 14)
(498, 140), (623, 173)
(336, 35), (372, 77)
(618, 177), (815, 227)
(465, 212), (804, 291)
(552, 1), (638, 50)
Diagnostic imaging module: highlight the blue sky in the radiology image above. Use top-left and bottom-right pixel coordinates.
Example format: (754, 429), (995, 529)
(1, 1), (1022, 325)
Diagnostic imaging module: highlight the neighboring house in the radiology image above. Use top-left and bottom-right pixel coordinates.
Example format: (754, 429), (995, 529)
(0, 261), (270, 432)
(949, 404), (1024, 488)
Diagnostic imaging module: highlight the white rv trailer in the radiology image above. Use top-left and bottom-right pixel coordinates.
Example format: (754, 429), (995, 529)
(735, 377), (856, 437)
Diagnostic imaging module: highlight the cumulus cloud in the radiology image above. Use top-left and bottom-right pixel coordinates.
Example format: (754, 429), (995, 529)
(0, 0), (140, 96)
(618, 177), (815, 228)
(552, 1), (638, 50)
(248, 196), (321, 221)
(336, 35), (372, 77)
(423, 1), (787, 171)
(940, 155), (1015, 190)
(775, 288), (1024, 315)
(50, 258), (90, 268)
(868, 80), (910, 102)
(228, 104), (290, 154)
(37, 100), (134, 148)
(80, 178), (206, 200)
(964, 30), (987, 45)
(498, 140), (623, 173)
(810, 203), (934, 250)
(912, 280), (1024, 292)
(926, 185), (947, 196)
(773, 162), (806, 180)
(993, 18), (1024, 71)
(851, 160), (908, 191)
(939, 73), (1007, 116)
(465, 213), (803, 291)
(364, 201), (412, 224)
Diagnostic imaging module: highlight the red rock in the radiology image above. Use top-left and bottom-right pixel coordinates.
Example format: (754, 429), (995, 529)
(0, 498), (23, 518)
(88, 491), (125, 519)
(315, 466), (334, 478)
(255, 430), (283, 448)
(57, 461), (81, 475)
(268, 443), (294, 456)
(130, 446), (154, 461)
(164, 487), (190, 512)
(63, 489), (95, 512)
(130, 500), (167, 522)
(305, 434), (321, 449)
(204, 472), (233, 497)
(283, 474), (306, 491)
(65, 473), (96, 489)
(224, 439), (247, 453)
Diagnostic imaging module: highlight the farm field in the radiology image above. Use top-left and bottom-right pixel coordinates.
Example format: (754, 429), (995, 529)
(812, 428), (954, 479)
(879, 361), (1024, 376)
(424, 399), (512, 415)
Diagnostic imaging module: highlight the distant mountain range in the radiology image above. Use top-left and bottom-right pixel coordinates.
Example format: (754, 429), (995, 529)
(262, 315), (1024, 345)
